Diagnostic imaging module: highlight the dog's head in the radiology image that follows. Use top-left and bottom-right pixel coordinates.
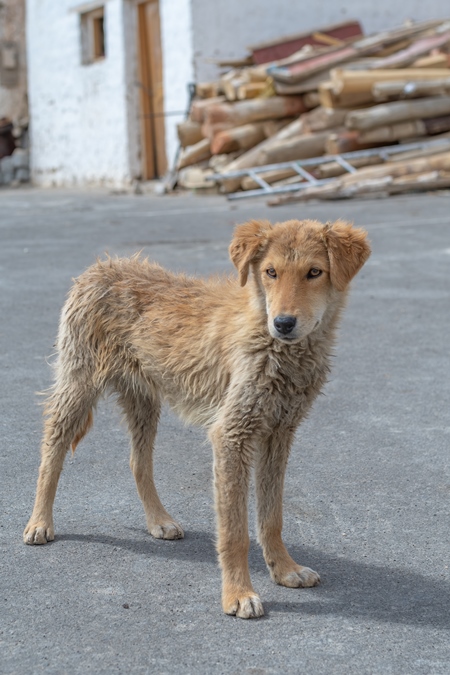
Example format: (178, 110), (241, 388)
(229, 219), (371, 342)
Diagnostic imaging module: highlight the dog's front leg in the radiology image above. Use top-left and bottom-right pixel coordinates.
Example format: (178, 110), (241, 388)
(255, 426), (320, 589)
(209, 422), (264, 619)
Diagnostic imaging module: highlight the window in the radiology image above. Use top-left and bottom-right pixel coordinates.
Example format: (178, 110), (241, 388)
(80, 6), (106, 65)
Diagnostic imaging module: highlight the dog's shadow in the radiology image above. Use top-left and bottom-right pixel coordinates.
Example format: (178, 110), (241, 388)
(58, 530), (450, 629)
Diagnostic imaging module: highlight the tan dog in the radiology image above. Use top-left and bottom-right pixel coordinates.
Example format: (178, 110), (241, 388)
(24, 218), (370, 619)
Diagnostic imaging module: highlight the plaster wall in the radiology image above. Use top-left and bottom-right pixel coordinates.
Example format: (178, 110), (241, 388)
(26, 0), (131, 187)
(159, 0), (194, 170)
(191, 0), (449, 81)
(0, 0), (27, 123)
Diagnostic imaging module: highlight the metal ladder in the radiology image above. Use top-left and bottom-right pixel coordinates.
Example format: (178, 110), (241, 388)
(208, 139), (450, 200)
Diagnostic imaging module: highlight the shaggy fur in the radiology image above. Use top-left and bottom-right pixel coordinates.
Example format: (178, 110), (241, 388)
(24, 218), (370, 619)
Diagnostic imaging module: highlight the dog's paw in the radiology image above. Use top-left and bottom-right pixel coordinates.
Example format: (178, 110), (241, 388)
(148, 520), (184, 540)
(23, 521), (54, 545)
(274, 565), (320, 588)
(223, 592), (264, 619)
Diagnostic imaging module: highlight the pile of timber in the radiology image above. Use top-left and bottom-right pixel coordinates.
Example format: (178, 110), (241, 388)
(174, 17), (450, 199)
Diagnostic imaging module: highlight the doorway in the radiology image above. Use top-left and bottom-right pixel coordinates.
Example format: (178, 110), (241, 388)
(137, 0), (167, 179)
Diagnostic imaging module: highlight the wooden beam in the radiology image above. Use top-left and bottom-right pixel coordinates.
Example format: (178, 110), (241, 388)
(373, 77), (450, 101)
(260, 131), (330, 164)
(211, 122), (267, 155)
(331, 68), (450, 95)
(177, 120), (204, 148)
(177, 138), (211, 170)
(204, 96), (307, 127)
(346, 96), (450, 131)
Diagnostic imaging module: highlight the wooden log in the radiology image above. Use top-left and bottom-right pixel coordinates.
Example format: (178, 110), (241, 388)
(388, 170), (450, 192)
(283, 169), (450, 201)
(317, 139), (450, 178)
(271, 175), (306, 188)
(268, 20), (448, 85)
(201, 121), (234, 141)
(196, 82), (221, 98)
(312, 32), (345, 47)
(375, 39), (411, 58)
(208, 152), (241, 172)
(177, 120), (204, 148)
(241, 168), (299, 190)
(319, 81), (373, 108)
(204, 96), (308, 127)
(387, 138), (450, 162)
(331, 68), (450, 95)
(249, 19), (364, 65)
(261, 118), (295, 137)
(213, 56), (254, 68)
(268, 154), (450, 204)
(373, 77), (450, 101)
(316, 154), (385, 178)
(301, 106), (352, 132)
(178, 167), (215, 189)
(221, 73), (249, 102)
(211, 122), (267, 155)
(337, 150), (450, 183)
(265, 116), (305, 140)
(268, 177), (391, 203)
(274, 71), (331, 95)
(269, 44), (366, 85)
(260, 131), (330, 164)
(177, 138), (211, 170)
(303, 91), (321, 108)
(346, 96), (450, 131)
(412, 53), (449, 69)
(423, 114), (450, 135)
(203, 117), (292, 143)
(236, 82), (268, 99)
(366, 30), (450, 69)
(190, 96), (226, 123)
(221, 68), (269, 100)
(358, 120), (426, 143)
(247, 67), (270, 83)
(218, 117), (308, 192)
(325, 130), (383, 154)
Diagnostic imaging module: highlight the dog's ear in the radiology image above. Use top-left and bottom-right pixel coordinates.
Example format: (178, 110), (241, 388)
(229, 220), (272, 286)
(323, 220), (371, 291)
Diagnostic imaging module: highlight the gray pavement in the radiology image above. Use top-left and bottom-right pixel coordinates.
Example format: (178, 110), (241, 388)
(1, 187), (449, 674)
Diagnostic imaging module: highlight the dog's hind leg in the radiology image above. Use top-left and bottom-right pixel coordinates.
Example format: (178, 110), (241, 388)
(255, 426), (320, 589)
(117, 385), (184, 540)
(23, 378), (99, 545)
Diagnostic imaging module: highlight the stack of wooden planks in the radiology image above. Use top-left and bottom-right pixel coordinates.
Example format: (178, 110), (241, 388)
(175, 17), (450, 199)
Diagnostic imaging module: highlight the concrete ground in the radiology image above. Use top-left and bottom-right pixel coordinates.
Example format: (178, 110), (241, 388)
(0, 188), (449, 674)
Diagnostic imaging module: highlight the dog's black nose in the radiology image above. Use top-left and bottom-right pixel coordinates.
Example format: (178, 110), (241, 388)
(274, 315), (297, 335)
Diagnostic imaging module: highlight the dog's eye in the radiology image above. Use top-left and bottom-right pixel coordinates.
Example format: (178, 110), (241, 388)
(266, 267), (277, 278)
(307, 268), (322, 279)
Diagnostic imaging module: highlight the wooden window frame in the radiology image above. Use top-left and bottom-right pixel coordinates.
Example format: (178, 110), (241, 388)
(80, 6), (106, 65)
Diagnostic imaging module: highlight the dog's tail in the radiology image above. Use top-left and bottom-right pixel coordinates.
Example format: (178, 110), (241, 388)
(71, 409), (94, 454)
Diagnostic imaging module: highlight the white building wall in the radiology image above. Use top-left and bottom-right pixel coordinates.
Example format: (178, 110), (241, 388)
(27, 0), (132, 187)
(191, 0), (449, 81)
(0, 0), (27, 123)
(159, 0), (194, 170)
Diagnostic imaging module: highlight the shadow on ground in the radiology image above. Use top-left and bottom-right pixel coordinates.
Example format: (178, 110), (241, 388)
(58, 530), (449, 629)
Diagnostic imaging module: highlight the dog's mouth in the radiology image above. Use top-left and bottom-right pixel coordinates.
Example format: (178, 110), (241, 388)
(273, 332), (302, 344)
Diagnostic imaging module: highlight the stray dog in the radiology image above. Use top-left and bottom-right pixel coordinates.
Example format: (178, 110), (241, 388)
(24, 218), (370, 618)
